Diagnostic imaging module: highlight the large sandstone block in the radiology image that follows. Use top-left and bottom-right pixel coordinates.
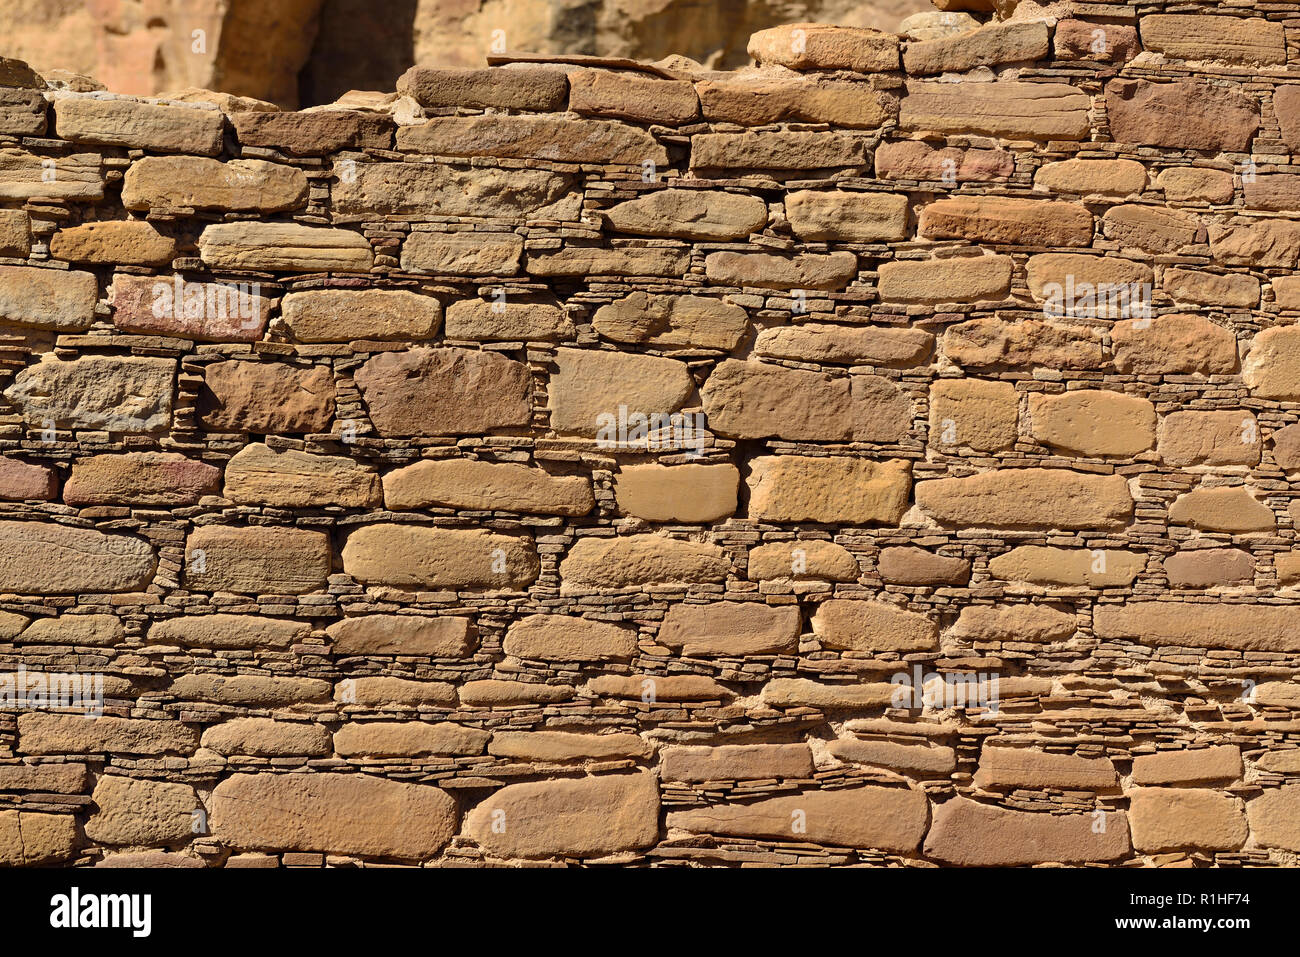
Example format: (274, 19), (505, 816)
(602, 189), (766, 241)
(327, 615), (475, 657)
(988, 546), (1146, 587)
(171, 674), (331, 706)
(667, 785), (927, 851)
(614, 463), (737, 523)
(0, 522), (155, 593)
(1093, 601), (1300, 651)
(223, 443), (382, 508)
(0, 811), (78, 866)
(929, 378), (1018, 452)
(334, 721), (489, 758)
(1140, 15), (1285, 66)
(1247, 786), (1300, 851)
(915, 469), (1133, 529)
(876, 140), (1013, 183)
(1027, 253), (1154, 317)
(1027, 390), (1156, 457)
(925, 798), (1130, 865)
(747, 24), (900, 72)
(337, 676), (457, 708)
(202, 718), (332, 758)
(559, 535), (730, 591)
(1158, 167), (1236, 204)
(1159, 411), (1260, 467)
(55, 96), (224, 154)
(974, 747), (1118, 790)
(661, 744), (813, 782)
(64, 452), (219, 506)
(877, 255), (1012, 304)
(919, 196), (1093, 247)
(185, 525), (331, 595)
(1164, 548), (1254, 588)
(488, 731), (651, 763)
(760, 679), (895, 710)
(1102, 205), (1202, 254)
(467, 772), (659, 860)
(949, 604), (1076, 643)
(748, 456), (911, 524)
(210, 773), (457, 861)
(0, 149), (103, 201)
(502, 614), (638, 661)
(443, 297), (573, 343)
(548, 348), (693, 437)
(526, 246), (689, 279)
(1034, 158), (1147, 198)
(199, 361), (334, 434)
(0, 458), (56, 502)
(342, 525), (538, 590)
(383, 459), (593, 516)
(397, 65), (568, 111)
(900, 81), (1091, 140)
(755, 324), (932, 367)
(197, 223), (373, 273)
(0, 209), (30, 257)
(568, 69), (699, 125)
(690, 131), (870, 171)
(1105, 79), (1259, 151)
(398, 115), (668, 166)
(230, 110), (393, 156)
(148, 614), (309, 650)
(904, 20), (1049, 76)
(1168, 486), (1274, 533)
(333, 163), (577, 220)
(280, 289), (441, 343)
(592, 293), (748, 351)
(1133, 745), (1243, 785)
(1210, 219), (1300, 269)
(50, 221), (175, 267)
(811, 599), (938, 653)
(111, 274), (273, 342)
(697, 75), (897, 129)
(877, 547), (969, 586)
(355, 347), (531, 437)
(944, 316), (1104, 371)
(0, 266), (97, 331)
(658, 601), (801, 656)
(1245, 326), (1300, 400)
(785, 190), (908, 243)
(1111, 314), (1238, 376)
(1129, 789), (1247, 853)
(18, 614), (123, 647)
(122, 156), (307, 212)
(704, 251), (858, 291)
(1163, 268), (1259, 309)
(0, 87), (46, 136)
(86, 776), (197, 847)
(18, 713), (196, 755)
(400, 232), (522, 277)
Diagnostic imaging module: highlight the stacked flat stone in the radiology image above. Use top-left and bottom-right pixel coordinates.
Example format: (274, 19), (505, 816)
(2, 0), (1300, 867)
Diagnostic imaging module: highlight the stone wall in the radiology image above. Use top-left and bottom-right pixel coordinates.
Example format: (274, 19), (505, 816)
(1, 0), (1300, 868)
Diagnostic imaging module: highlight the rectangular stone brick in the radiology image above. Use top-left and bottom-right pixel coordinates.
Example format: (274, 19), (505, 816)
(54, 96), (225, 154)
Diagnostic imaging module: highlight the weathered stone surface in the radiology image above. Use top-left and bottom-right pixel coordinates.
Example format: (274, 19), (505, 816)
(549, 347), (693, 437)
(342, 525), (538, 590)
(1210, 219), (1300, 269)
(400, 231), (522, 277)
(944, 316), (1104, 371)
(1245, 326), (1300, 400)
(949, 604), (1076, 643)
(690, 131), (869, 171)
(444, 297), (572, 342)
(198, 222), (373, 272)
(900, 81), (1090, 140)
(1158, 167), (1236, 205)
(1159, 411), (1260, 468)
(1247, 786), (1300, 851)
(877, 547), (969, 585)
(1259, 751), (1300, 773)
(785, 190), (908, 243)
(0, 210), (30, 257)
(1105, 79), (1259, 151)
(1034, 159), (1147, 197)
(761, 678), (896, 710)
(974, 747), (1117, 790)
(989, 546), (1146, 587)
(568, 69), (699, 125)
(1141, 14), (1285, 66)
(1129, 788), (1247, 853)
(1164, 267), (1259, 309)
(122, 156), (307, 212)
(755, 323), (932, 367)
(1027, 254), (1154, 317)
(0, 522), (155, 594)
(384, 459), (592, 516)
(356, 347), (531, 437)
(184, 525), (331, 595)
(1273, 423), (1300, 471)
(1093, 601), (1300, 651)
(467, 772), (659, 860)
(748, 540), (859, 582)
(202, 719), (332, 758)
(210, 773), (457, 860)
(280, 289), (441, 343)
(662, 744), (813, 782)
(559, 535), (730, 591)
(334, 722), (489, 758)
(0, 811), (78, 865)
(224, 443), (381, 508)
(18, 614), (123, 647)
(1167, 486), (1274, 533)
(747, 24), (900, 72)
(0, 87), (46, 136)
(1133, 746), (1243, 785)
(705, 251), (858, 291)
(0, 149), (102, 201)
(919, 196), (1092, 247)
(111, 274), (273, 342)
(148, 615), (308, 650)
(748, 456), (911, 524)
(614, 463), (737, 523)
(338, 677), (457, 708)
(327, 615), (474, 657)
(86, 776), (197, 847)
(489, 732), (650, 763)
(1102, 205), (1203, 254)
(1055, 20), (1139, 62)
(603, 189), (766, 240)
(199, 361), (333, 434)
(527, 246), (689, 279)
(333, 163), (577, 220)
(49, 220), (175, 266)
(877, 255), (1012, 304)
(667, 785), (927, 851)
(64, 452), (219, 506)
(231, 109), (393, 155)
(925, 798), (1130, 865)
(929, 378), (1018, 452)
(55, 96), (224, 154)
(592, 293), (748, 351)
(0, 763), (87, 794)
(698, 74), (897, 129)
(904, 20), (1048, 75)
(659, 601), (800, 656)
(1111, 314), (1238, 375)
(916, 469), (1133, 530)
(0, 265), (97, 331)
(503, 614), (638, 661)
(589, 673), (731, 702)
(829, 738), (956, 775)
(812, 599), (938, 653)
(399, 115), (668, 166)
(398, 65), (568, 111)
(875, 140), (1013, 182)
(1028, 390), (1156, 457)
(0, 457), (56, 501)
(19, 713), (196, 755)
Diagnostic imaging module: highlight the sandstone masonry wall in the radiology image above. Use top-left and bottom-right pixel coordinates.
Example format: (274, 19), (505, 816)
(2, 1), (1300, 867)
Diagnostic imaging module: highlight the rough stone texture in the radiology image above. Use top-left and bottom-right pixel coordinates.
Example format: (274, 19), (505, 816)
(185, 525), (331, 595)
(198, 361), (334, 434)
(86, 776), (198, 847)
(342, 526), (539, 590)
(122, 156), (307, 212)
(0, 522), (155, 594)
(64, 453), (220, 506)
(1129, 789), (1247, 853)
(0, 266), (98, 331)
(916, 470), (1133, 530)
(385, 459), (593, 516)
(658, 601), (801, 656)
(280, 289), (441, 343)
(925, 799), (1131, 865)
